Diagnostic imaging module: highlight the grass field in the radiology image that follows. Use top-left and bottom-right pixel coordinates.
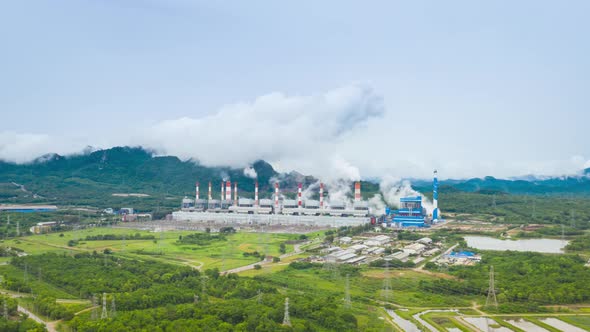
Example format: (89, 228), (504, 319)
(2, 227), (300, 271)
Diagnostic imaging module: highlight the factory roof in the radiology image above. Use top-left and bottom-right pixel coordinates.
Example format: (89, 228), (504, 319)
(238, 198), (253, 205)
(259, 199), (273, 206)
(336, 253), (357, 261)
(282, 199), (298, 207)
(400, 196), (422, 202)
(349, 244), (368, 251)
(353, 201), (369, 209)
(386, 251), (410, 261)
(417, 237), (433, 244)
(330, 201), (345, 208)
(345, 256), (367, 264)
(305, 200), (320, 208)
(0, 205), (58, 211)
(373, 235), (391, 242)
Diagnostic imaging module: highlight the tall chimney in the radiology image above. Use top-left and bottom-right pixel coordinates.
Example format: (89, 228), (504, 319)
(254, 180), (259, 207)
(319, 182), (324, 208)
(195, 181), (200, 201)
(433, 170), (439, 221)
(226, 181), (232, 201)
(297, 183), (302, 207)
(354, 182), (361, 202)
(275, 182), (280, 211)
(234, 182), (238, 206)
(208, 181), (212, 200)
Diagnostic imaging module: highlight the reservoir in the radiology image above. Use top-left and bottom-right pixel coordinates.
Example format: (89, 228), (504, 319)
(464, 236), (568, 254)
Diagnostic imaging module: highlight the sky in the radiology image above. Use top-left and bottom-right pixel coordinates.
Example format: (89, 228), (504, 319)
(1, 0), (589, 180)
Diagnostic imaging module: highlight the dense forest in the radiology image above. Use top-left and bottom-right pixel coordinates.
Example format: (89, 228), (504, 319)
(4, 253), (377, 331)
(422, 251), (590, 311)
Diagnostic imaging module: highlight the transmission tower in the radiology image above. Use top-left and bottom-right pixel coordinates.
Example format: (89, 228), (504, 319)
(16, 220), (20, 237)
(256, 289), (262, 304)
(193, 294), (199, 304)
(282, 297), (291, 326)
(344, 274), (351, 309)
(485, 266), (498, 308)
(3, 298), (8, 318)
(23, 263), (28, 283)
(201, 276), (207, 301)
(562, 224), (566, 243)
(383, 260), (391, 303)
(492, 194), (497, 210)
(91, 294), (98, 320)
(101, 293), (108, 319)
(571, 209), (576, 228)
(110, 295), (116, 318)
(6, 215), (9, 226)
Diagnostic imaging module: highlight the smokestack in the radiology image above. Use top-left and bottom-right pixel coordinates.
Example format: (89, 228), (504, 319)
(433, 169), (439, 221)
(226, 181), (232, 201)
(354, 181), (361, 202)
(254, 180), (259, 207)
(196, 182), (200, 201)
(208, 181), (212, 200)
(221, 181), (224, 200)
(234, 182), (238, 206)
(297, 183), (302, 207)
(275, 182), (280, 211)
(319, 182), (324, 208)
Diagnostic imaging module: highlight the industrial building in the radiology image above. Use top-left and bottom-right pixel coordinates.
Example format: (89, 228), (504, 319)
(174, 180), (372, 223)
(381, 170), (441, 228)
(0, 204), (58, 213)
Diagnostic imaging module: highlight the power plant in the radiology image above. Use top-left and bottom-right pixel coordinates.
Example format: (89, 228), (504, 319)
(381, 170), (440, 228)
(174, 170), (441, 228)
(177, 181), (370, 217)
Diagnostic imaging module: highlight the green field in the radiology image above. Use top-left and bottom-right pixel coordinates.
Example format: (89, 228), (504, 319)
(2, 227), (299, 271)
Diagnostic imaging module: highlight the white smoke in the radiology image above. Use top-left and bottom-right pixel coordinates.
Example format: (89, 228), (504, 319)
(368, 194), (386, 215)
(243, 166), (257, 179)
(379, 176), (434, 215)
(329, 156), (361, 181)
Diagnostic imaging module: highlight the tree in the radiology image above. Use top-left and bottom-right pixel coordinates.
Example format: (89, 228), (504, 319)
(273, 257), (280, 263)
(254, 264), (262, 270)
(279, 243), (286, 254)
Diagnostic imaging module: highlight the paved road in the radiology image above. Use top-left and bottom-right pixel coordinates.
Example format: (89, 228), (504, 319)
(18, 305), (57, 332)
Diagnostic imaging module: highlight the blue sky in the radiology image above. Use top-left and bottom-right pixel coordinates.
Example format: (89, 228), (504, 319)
(1, 1), (589, 179)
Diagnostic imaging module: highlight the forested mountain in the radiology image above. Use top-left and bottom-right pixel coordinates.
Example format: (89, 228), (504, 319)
(1, 147), (589, 210)
(0, 147), (285, 208)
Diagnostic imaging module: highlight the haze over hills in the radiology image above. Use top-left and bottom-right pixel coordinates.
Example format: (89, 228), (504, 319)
(0, 146), (589, 209)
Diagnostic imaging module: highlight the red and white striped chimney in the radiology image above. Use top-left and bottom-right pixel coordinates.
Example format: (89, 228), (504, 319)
(254, 180), (259, 207)
(319, 182), (324, 208)
(221, 181), (224, 200)
(226, 181), (232, 201)
(208, 181), (212, 200)
(354, 181), (361, 202)
(195, 182), (200, 201)
(234, 182), (238, 206)
(297, 183), (302, 207)
(274, 182), (280, 210)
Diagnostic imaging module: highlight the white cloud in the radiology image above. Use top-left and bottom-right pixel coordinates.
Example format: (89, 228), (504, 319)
(0, 83), (588, 181)
(0, 132), (86, 163)
(133, 83), (384, 178)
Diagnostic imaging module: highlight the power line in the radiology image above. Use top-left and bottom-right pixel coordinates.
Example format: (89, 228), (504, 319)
(101, 292), (108, 319)
(485, 266), (498, 309)
(282, 297), (291, 326)
(344, 274), (351, 309)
